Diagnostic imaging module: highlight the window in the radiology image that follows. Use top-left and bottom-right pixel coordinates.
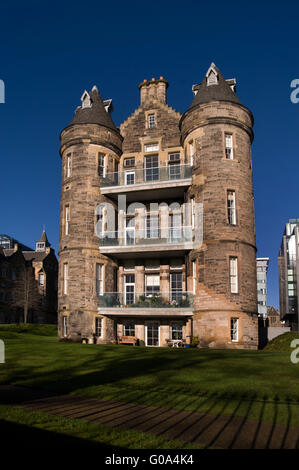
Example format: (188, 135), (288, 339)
(227, 191), (236, 225)
(0, 291), (6, 302)
(66, 153), (71, 178)
(36, 242), (45, 251)
(189, 141), (194, 166)
(169, 212), (181, 241)
(98, 153), (105, 177)
(171, 322), (183, 340)
(168, 153), (181, 179)
(225, 134), (233, 159)
(145, 155), (159, 181)
(148, 114), (156, 128)
(96, 264), (103, 296)
(65, 206), (70, 235)
(95, 317), (102, 337)
(230, 318), (239, 341)
(97, 206), (104, 236)
(191, 198), (195, 229)
(125, 171), (135, 185)
(124, 158), (135, 167)
(229, 257), (238, 293)
(145, 274), (160, 295)
(11, 270), (16, 281)
(170, 272), (182, 302)
(1, 266), (7, 278)
(63, 316), (68, 337)
(63, 263), (68, 295)
(192, 260), (196, 294)
(124, 320), (135, 336)
(144, 143), (159, 153)
(146, 213), (159, 238)
(38, 272), (45, 286)
(124, 274), (135, 304)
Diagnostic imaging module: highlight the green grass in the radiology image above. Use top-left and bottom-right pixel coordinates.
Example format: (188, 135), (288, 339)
(1, 324), (299, 431)
(0, 404), (201, 449)
(264, 332), (299, 351)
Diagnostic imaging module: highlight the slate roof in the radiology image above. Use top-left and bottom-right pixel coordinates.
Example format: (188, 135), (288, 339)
(70, 86), (118, 132)
(38, 230), (51, 247)
(189, 63), (242, 110)
(23, 251), (48, 262)
(267, 306), (280, 317)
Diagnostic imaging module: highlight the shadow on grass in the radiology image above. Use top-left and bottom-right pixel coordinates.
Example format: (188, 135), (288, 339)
(0, 419), (121, 449)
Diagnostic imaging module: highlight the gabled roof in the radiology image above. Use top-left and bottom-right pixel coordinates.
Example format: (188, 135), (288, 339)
(188, 62), (242, 110)
(23, 251), (48, 262)
(69, 86), (118, 132)
(267, 306), (280, 317)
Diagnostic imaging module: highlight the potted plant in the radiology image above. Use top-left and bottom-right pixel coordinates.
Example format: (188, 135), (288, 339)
(191, 336), (200, 348)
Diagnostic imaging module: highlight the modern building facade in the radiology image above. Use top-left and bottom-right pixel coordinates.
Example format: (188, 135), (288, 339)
(0, 231), (58, 323)
(278, 218), (299, 326)
(256, 258), (269, 318)
(58, 63), (258, 349)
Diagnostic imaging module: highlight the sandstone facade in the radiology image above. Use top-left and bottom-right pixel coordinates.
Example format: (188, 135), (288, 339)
(58, 64), (258, 349)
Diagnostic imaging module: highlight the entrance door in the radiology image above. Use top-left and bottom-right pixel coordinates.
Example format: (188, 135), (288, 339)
(146, 321), (160, 346)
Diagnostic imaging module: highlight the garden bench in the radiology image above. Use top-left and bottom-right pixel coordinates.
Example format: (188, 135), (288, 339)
(118, 336), (138, 346)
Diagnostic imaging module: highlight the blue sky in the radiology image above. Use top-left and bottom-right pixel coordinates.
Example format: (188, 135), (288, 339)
(1, 0), (299, 308)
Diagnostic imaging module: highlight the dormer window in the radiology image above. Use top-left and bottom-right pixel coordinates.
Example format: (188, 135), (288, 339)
(148, 114), (156, 129)
(206, 63), (219, 86)
(81, 91), (91, 109)
(36, 242), (45, 252)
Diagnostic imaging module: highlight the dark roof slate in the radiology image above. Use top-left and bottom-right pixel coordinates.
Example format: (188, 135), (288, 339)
(70, 87), (118, 132)
(23, 251), (48, 262)
(38, 230), (51, 247)
(189, 63), (242, 110)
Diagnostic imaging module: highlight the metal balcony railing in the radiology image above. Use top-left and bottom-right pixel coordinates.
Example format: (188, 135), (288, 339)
(101, 164), (192, 188)
(99, 291), (194, 308)
(99, 227), (193, 247)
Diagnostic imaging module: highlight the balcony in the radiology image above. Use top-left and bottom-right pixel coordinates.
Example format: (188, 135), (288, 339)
(99, 227), (195, 256)
(100, 165), (192, 201)
(98, 291), (194, 317)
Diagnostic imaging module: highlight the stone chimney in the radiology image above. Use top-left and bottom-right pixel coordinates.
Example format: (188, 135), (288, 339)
(139, 77), (169, 105)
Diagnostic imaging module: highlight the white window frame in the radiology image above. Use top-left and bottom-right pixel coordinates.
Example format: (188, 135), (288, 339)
(125, 171), (135, 185)
(225, 134), (233, 160)
(63, 263), (68, 295)
(227, 191), (236, 225)
(95, 317), (102, 338)
(144, 143), (159, 153)
(98, 153), (106, 177)
(171, 321), (183, 340)
(145, 274), (160, 295)
(96, 264), (104, 296)
(66, 154), (71, 178)
(145, 321), (160, 347)
(189, 141), (194, 166)
(229, 257), (238, 294)
(63, 316), (68, 337)
(123, 320), (135, 336)
(65, 206), (70, 235)
(39, 272), (45, 286)
(148, 114), (156, 129)
(192, 260), (196, 294)
(230, 318), (239, 342)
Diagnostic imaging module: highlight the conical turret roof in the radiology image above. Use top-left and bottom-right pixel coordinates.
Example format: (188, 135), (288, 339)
(188, 63), (242, 110)
(69, 86), (118, 132)
(38, 229), (51, 247)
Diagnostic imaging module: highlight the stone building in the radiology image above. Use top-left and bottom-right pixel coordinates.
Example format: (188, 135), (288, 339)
(0, 231), (58, 323)
(256, 257), (269, 318)
(278, 218), (299, 326)
(58, 63), (258, 348)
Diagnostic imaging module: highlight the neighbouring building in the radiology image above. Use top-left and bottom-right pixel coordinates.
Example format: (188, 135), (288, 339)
(278, 218), (299, 326)
(58, 63), (258, 349)
(256, 258), (269, 318)
(0, 231), (58, 324)
(266, 306), (281, 327)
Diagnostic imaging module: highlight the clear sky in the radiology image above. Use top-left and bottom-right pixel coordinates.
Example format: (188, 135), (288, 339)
(1, 0), (299, 309)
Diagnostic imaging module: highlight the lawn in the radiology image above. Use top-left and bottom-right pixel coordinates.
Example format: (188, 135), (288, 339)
(1, 324), (299, 435)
